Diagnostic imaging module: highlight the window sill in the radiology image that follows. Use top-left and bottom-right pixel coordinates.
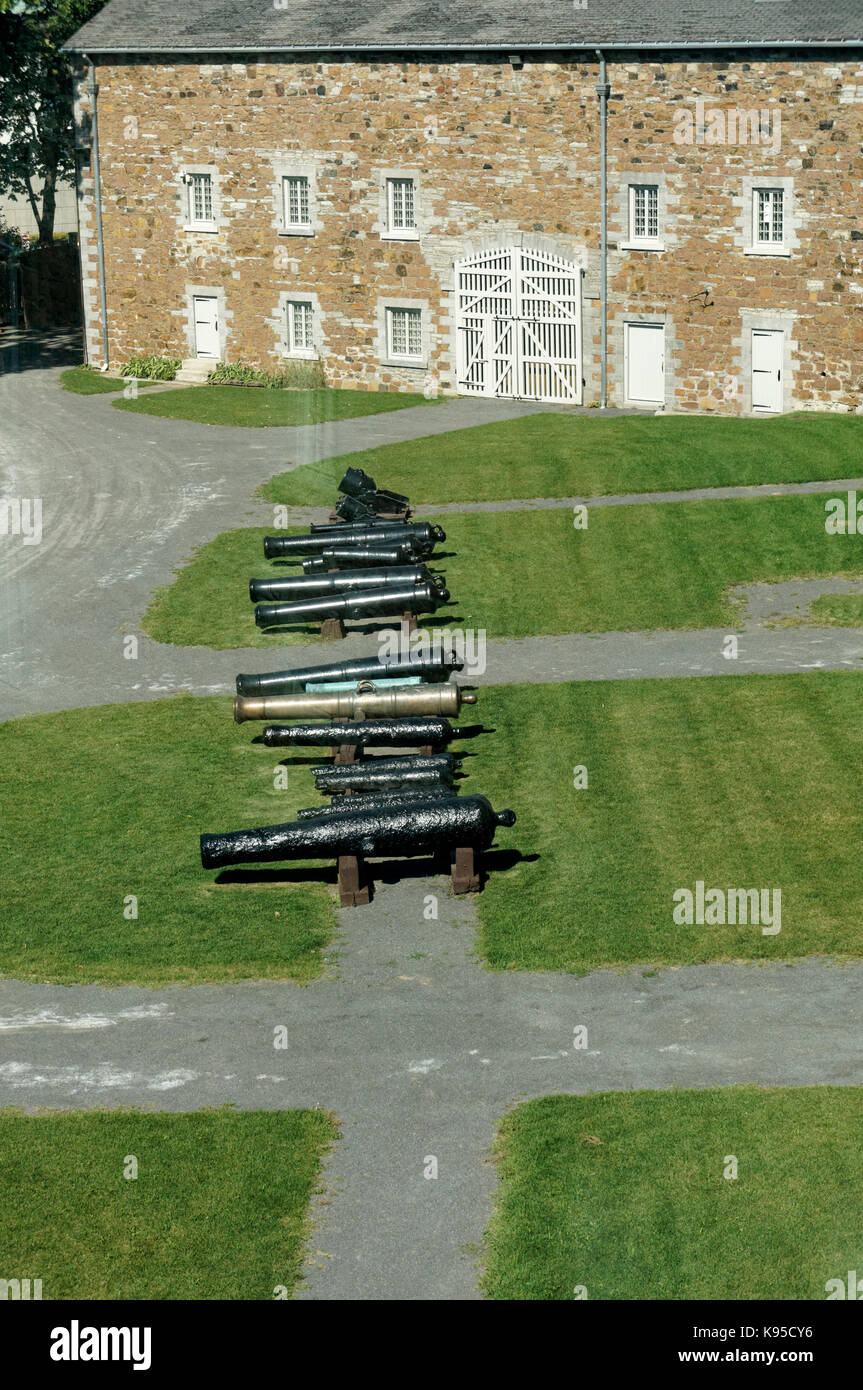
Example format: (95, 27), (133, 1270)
(382, 230), (420, 242)
(282, 350), (318, 361)
(620, 240), (666, 253)
(279, 227), (314, 237)
(743, 245), (791, 258)
(381, 356), (427, 370)
(184, 223), (218, 234)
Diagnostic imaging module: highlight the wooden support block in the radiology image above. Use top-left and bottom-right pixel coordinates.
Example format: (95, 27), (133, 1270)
(320, 615), (346, 641)
(451, 845), (482, 895)
(418, 743), (434, 756)
(338, 854), (370, 907)
(334, 742), (361, 764)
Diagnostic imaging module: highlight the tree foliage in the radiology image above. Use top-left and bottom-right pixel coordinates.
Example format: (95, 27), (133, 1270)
(0, 1), (106, 241)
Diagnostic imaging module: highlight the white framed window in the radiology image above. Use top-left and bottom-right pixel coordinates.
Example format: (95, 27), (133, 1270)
(387, 306), (423, 360)
(283, 175), (311, 231)
(387, 177), (417, 235)
(286, 300), (315, 355)
(188, 173), (213, 227)
(629, 184), (660, 243)
(754, 188), (784, 246)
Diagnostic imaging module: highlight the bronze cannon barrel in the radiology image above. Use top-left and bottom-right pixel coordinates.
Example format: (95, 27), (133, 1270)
(253, 579), (449, 629)
(235, 652), (464, 697)
(262, 716), (466, 748)
(248, 565), (438, 603)
(296, 787), (459, 820)
(233, 681), (477, 722)
(200, 794), (516, 870)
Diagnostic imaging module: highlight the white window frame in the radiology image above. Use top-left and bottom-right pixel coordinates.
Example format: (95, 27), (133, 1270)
(185, 172), (216, 231)
(386, 306), (424, 363)
(284, 299), (316, 358)
(384, 177), (419, 240)
(282, 174), (312, 233)
(741, 179), (794, 259)
(628, 184), (661, 246)
(753, 187), (784, 248)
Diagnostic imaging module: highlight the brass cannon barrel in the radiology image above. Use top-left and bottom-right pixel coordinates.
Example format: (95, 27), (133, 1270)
(200, 794), (516, 870)
(262, 716), (466, 748)
(296, 787), (458, 820)
(249, 565), (438, 603)
(233, 681), (477, 722)
(303, 544), (421, 571)
(253, 579), (449, 629)
(235, 652), (464, 697)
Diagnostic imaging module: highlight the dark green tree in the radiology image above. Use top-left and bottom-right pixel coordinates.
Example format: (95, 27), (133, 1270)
(0, 0), (105, 243)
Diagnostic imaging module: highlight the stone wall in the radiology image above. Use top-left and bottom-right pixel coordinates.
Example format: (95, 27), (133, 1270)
(72, 51), (863, 412)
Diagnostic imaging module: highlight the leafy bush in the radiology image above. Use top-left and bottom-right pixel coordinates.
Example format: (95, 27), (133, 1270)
(208, 359), (327, 390)
(119, 354), (182, 380)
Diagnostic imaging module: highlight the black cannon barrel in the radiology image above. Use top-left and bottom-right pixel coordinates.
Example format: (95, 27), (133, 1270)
(200, 794), (516, 869)
(313, 763), (457, 794)
(296, 787), (458, 820)
(263, 523), (442, 559)
(262, 717), (466, 748)
(303, 544), (421, 571)
(249, 565), (435, 603)
(307, 520), (445, 544)
(312, 752), (461, 777)
(254, 580), (449, 628)
(236, 652), (464, 697)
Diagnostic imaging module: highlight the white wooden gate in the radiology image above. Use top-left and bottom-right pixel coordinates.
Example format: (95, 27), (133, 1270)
(455, 246), (582, 403)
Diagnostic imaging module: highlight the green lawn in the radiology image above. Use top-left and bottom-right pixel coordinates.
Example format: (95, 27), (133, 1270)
(805, 593), (863, 627)
(60, 367), (159, 395)
(143, 494), (863, 649)
(261, 410), (863, 506)
(0, 697), (335, 985)
(483, 1088), (863, 1300)
(473, 673), (863, 972)
(111, 384), (439, 427)
(0, 1107), (336, 1299)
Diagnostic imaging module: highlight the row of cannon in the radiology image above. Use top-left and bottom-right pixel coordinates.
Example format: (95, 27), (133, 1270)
(199, 468), (515, 884)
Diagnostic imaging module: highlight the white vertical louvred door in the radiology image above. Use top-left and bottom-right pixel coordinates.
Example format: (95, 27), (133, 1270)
(455, 246), (582, 403)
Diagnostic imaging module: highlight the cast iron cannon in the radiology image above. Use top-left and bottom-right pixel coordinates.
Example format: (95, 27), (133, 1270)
(253, 579), (449, 629)
(261, 716), (467, 749)
(307, 520), (444, 542)
(235, 652), (463, 697)
(248, 565), (442, 603)
(338, 466), (410, 514)
(295, 786), (459, 820)
(200, 794), (516, 870)
(263, 521), (444, 559)
(303, 544), (422, 571)
(233, 681), (477, 722)
(312, 753), (461, 794)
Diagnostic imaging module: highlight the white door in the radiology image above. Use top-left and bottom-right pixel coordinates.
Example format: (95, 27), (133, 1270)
(751, 329), (783, 412)
(626, 322), (665, 404)
(193, 296), (219, 358)
(454, 246), (581, 403)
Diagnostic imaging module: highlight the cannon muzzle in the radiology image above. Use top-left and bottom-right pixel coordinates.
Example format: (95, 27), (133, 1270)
(200, 794), (515, 870)
(233, 681), (477, 722)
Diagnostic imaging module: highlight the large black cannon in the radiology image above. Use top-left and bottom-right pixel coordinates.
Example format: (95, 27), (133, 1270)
(254, 579), (449, 629)
(262, 716), (466, 749)
(235, 652), (463, 697)
(312, 754), (461, 794)
(248, 565), (442, 603)
(303, 544), (423, 571)
(295, 786), (459, 820)
(263, 521), (444, 559)
(200, 794), (516, 870)
(234, 682), (477, 722)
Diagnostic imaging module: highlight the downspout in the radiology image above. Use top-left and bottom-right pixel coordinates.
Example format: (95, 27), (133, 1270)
(84, 56), (109, 368)
(595, 49), (610, 408)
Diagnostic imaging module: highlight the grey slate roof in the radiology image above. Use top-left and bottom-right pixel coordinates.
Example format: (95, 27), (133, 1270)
(64, 0), (863, 54)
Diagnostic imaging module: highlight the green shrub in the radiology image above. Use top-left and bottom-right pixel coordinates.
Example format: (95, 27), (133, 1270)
(208, 359), (327, 390)
(119, 354), (182, 380)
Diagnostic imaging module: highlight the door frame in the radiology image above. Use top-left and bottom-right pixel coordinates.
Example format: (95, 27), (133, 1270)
(750, 327), (784, 414)
(185, 284), (226, 362)
(623, 318), (667, 407)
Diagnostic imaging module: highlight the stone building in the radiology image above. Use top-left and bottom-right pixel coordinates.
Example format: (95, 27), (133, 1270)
(65, 1), (863, 413)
